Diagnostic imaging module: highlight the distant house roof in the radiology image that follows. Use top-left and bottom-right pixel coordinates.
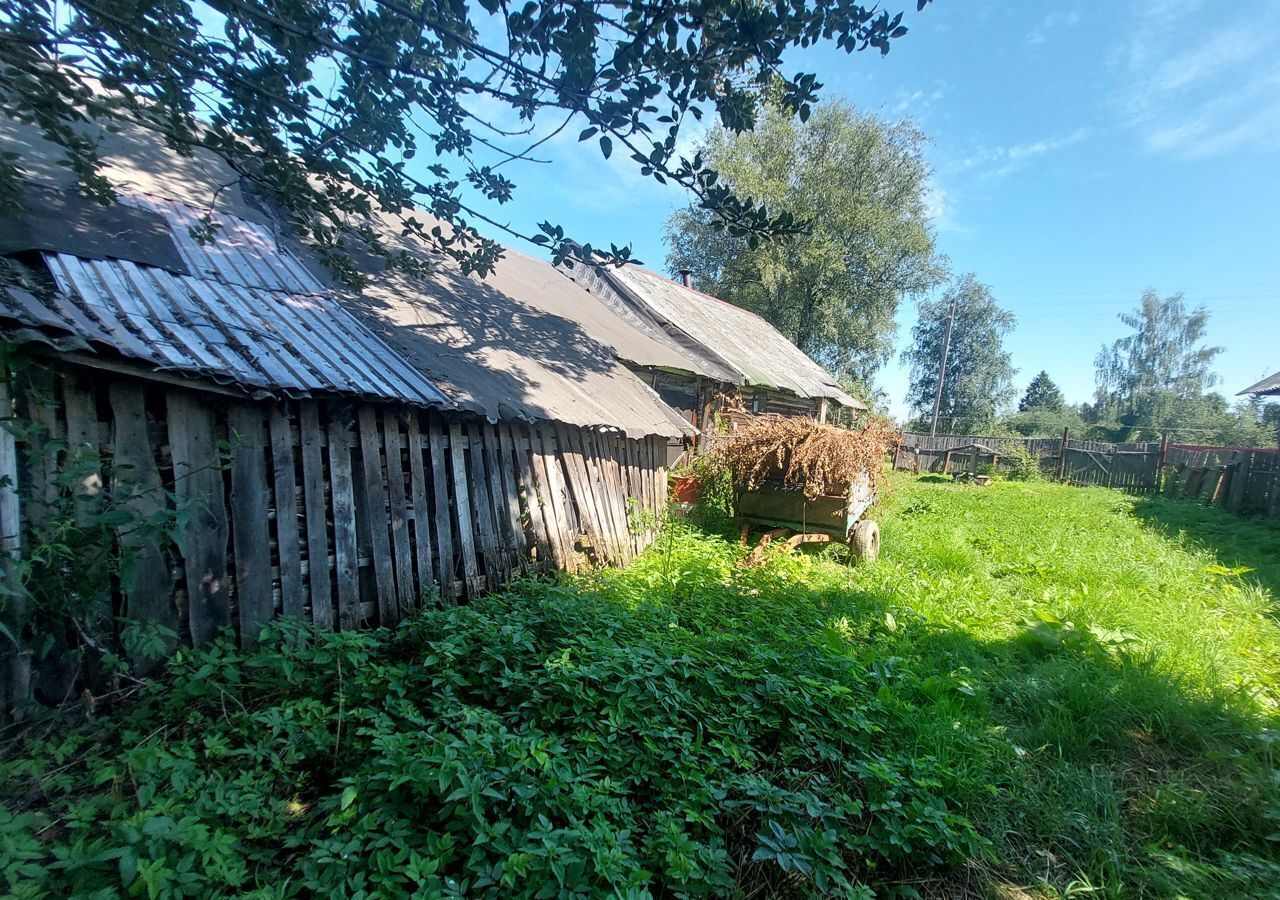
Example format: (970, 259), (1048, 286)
(0, 116), (694, 438)
(1240, 370), (1280, 397)
(567, 262), (866, 410)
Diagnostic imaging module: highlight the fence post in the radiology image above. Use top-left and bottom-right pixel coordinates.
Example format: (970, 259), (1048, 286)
(1229, 451), (1252, 511)
(1156, 433), (1169, 492)
(1057, 428), (1069, 482)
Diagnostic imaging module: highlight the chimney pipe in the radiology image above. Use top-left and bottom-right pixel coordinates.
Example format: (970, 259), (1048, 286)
(678, 268), (692, 288)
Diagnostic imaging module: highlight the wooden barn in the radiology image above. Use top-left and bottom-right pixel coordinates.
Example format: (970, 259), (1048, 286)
(0, 118), (689, 715)
(565, 260), (865, 456)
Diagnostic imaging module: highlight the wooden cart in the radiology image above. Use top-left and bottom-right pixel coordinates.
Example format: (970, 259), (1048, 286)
(736, 472), (880, 564)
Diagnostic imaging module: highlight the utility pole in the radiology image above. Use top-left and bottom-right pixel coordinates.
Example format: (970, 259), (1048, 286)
(929, 294), (958, 436)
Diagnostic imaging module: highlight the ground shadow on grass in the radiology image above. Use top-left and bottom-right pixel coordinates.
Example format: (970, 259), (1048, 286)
(1130, 495), (1280, 602)
(721, 565), (1280, 898)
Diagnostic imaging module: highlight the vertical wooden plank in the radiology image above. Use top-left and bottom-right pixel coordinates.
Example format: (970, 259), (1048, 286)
(591, 431), (624, 564)
(20, 366), (61, 531)
(427, 414), (457, 598)
(562, 425), (615, 564)
(480, 424), (508, 545)
(62, 375), (112, 657)
(357, 405), (398, 625)
(605, 434), (633, 560)
(448, 421), (481, 594)
(589, 430), (627, 563)
(529, 427), (570, 572)
(61, 375), (102, 521)
(0, 366), (17, 719)
(488, 423), (525, 562)
(468, 422), (506, 585)
(327, 413), (360, 630)
(499, 423), (536, 557)
(108, 382), (176, 671)
(228, 402), (272, 646)
(299, 401), (333, 630)
(167, 390), (230, 647)
(382, 409), (417, 616)
(405, 413), (435, 602)
(268, 409), (304, 620)
(555, 424), (598, 562)
(538, 427), (574, 567)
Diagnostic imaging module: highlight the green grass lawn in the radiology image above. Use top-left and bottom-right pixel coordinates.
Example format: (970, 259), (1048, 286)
(2, 475), (1277, 897)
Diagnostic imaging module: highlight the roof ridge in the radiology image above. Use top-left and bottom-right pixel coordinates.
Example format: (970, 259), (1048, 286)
(621, 263), (773, 322)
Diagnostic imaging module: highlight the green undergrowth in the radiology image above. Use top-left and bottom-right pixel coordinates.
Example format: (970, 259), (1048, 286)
(2, 476), (1278, 898)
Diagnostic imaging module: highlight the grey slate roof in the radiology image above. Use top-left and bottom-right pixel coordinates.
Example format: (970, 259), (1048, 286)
(1240, 370), (1280, 397)
(570, 262), (866, 410)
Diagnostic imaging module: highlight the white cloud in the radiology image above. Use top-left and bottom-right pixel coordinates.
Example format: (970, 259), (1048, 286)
(1027, 10), (1081, 46)
(960, 128), (1090, 178)
(1115, 0), (1280, 159)
(890, 84), (947, 118)
(923, 179), (962, 234)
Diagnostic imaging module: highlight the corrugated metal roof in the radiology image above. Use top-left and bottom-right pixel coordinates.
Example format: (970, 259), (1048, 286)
(593, 264), (864, 409)
(0, 196), (450, 405)
(1240, 370), (1280, 396)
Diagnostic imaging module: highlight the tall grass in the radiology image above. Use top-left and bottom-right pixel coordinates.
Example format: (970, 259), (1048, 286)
(859, 475), (1280, 895)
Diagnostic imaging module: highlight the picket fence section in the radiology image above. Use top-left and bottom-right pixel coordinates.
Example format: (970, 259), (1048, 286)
(1, 361), (666, 713)
(894, 432), (1280, 517)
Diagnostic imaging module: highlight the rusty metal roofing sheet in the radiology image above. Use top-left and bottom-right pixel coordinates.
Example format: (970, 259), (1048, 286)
(599, 264), (864, 409)
(1240, 370), (1280, 396)
(0, 247), (449, 406)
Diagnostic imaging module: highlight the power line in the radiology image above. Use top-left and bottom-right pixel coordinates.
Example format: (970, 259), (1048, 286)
(995, 282), (1280, 299)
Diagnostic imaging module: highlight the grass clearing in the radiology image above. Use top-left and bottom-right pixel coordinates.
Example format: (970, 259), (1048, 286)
(2, 475), (1277, 897)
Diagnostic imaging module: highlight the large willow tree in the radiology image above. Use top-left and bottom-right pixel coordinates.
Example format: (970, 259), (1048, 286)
(0, 0), (929, 283)
(665, 99), (943, 388)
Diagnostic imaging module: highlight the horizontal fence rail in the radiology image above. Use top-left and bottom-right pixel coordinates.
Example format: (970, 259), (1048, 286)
(894, 432), (1280, 517)
(0, 360), (668, 716)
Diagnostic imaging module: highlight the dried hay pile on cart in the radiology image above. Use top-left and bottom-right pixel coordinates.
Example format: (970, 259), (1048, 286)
(713, 414), (900, 499)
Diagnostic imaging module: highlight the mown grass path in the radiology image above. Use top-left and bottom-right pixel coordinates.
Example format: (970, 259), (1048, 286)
(2, 475), (1277, 898)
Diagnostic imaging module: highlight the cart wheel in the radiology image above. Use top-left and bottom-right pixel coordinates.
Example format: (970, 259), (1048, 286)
(850, 520), (880, 564)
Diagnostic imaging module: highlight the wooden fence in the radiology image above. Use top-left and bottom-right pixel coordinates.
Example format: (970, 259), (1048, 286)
(1161, 446), (1280, 515)
(894, 432), (1280, 516)
(1, 359), (667, 715)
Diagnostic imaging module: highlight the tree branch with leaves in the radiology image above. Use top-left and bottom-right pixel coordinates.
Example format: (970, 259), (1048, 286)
(0, 0), (931, 284)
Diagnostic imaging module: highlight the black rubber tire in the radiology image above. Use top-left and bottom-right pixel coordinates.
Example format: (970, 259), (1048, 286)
(850, 520), (880, 564)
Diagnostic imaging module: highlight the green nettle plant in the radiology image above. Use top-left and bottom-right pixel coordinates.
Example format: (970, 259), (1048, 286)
(0, 526), (991, 897)
(1, 359), (188, 714)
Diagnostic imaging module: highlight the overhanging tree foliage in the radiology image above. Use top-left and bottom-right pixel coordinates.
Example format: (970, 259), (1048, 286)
(903, 273), (1016, 433)
(0, 0), (930, 283)
(665, 99), (942, 387)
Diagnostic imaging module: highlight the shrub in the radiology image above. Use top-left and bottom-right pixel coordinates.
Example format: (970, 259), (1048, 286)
(1000, 443), (1043, 481)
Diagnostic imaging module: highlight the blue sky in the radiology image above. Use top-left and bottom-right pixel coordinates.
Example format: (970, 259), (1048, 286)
(446, 0), (1280, 420)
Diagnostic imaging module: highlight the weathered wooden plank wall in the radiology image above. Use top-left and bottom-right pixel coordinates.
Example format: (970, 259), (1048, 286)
(0, 361), (669, 714)
(1162, 447), (1280, 515)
